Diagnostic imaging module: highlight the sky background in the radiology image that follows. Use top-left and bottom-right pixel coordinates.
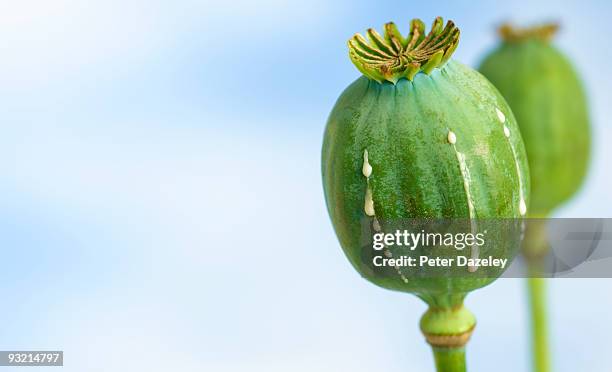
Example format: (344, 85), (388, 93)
(1, 0), (611, 371)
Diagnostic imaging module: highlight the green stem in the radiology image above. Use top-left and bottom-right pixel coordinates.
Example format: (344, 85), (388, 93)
(523, 217), (551, 372)
(527, 277), (550, 372)
(420, 304), (474, 372)
(431, 347), (466, 372)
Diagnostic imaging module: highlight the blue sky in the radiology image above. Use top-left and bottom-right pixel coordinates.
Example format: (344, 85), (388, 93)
(1, 0), (611, 371)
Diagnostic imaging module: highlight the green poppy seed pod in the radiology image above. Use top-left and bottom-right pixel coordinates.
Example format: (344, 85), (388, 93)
(479, 25), (591, 372)
(321, 17), (530, 359)
(478, 24), (590, 217)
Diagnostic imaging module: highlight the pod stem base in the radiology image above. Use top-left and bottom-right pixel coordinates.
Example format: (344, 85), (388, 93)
(421, 304), (474, 372)
(431, 346), (467, 372)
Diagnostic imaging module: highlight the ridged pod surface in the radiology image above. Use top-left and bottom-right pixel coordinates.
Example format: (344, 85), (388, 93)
(478, 24), (589, 216)
(322, 18), (530, 308)
(322, 19), (531, 369)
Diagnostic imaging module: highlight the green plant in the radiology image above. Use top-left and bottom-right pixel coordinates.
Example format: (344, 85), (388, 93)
(322, 17), (530, 372)
(479, 23), (590, 372)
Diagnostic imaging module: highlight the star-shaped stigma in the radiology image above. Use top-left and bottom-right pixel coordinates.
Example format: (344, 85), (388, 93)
(348, 17), (460, 84)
